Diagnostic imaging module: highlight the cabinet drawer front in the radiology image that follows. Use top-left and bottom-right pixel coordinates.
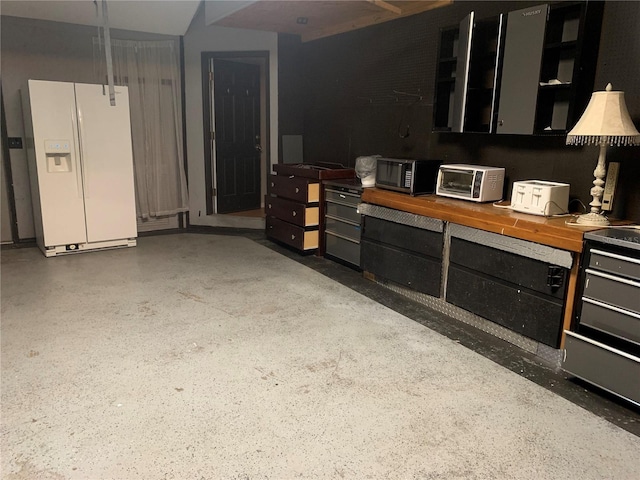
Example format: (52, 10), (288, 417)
(580, 299), (640, 346)
(266, 216), (318, 251)
(362, 216), (443, 259)
(325, 189), (360, 207)
(563, 332), (640, 407)
(268, 175), (319, 203)
(325, 202), (361, 224)
(325, 217), (361, 242)
(583, 270), (640, 315)
(446, 265), (564, 347)
(325, 232), (361, 267)
(265, 196), (318, 227)
(361, 239), (442, 297)
(450, 238), (567, 299)
(589, 249), (640, 280)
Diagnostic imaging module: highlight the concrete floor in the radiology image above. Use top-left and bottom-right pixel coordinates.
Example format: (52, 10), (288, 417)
(2, 233), (640, 479)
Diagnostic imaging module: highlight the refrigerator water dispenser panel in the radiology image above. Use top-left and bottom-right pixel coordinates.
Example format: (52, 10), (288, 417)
(45, 139), (72, 172)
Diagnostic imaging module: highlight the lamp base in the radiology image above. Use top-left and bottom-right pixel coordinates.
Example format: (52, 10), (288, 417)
(576, 212), (610, 226)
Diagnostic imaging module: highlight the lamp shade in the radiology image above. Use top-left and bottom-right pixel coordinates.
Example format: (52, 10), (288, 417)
(566, 83), (640, 146)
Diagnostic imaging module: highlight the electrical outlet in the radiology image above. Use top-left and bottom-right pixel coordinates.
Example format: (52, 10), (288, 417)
(8, 137), (23, 149)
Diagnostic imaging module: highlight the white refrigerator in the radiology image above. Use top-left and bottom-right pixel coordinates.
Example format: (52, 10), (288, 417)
(22, 80), (137, 257)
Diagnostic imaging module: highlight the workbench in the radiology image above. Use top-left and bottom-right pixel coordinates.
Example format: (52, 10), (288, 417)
(360, 188), (615, 360)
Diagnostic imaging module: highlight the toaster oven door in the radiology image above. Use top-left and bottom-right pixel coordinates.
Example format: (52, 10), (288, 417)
(439, 169), (474, 197)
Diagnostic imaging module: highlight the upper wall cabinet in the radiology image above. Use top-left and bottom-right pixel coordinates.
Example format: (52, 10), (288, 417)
(433, 1), (604, 135)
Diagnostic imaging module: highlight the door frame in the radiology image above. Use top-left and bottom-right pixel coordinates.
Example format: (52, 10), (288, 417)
(1, 87), (20, 243)
(201, 51), (270, 215)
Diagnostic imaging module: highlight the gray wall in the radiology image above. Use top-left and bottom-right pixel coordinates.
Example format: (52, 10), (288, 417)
(0, 15), (180, 240)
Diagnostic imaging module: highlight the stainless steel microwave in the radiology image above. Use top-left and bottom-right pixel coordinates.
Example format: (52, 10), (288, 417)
(436, 164), (505, 202)
(375, 158), (442, 195)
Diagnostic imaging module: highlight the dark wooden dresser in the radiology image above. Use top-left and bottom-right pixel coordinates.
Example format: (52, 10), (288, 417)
(266, 164), (355, 254)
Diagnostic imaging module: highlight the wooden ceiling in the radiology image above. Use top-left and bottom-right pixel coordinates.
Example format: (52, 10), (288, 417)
(212, 0), (454, 42)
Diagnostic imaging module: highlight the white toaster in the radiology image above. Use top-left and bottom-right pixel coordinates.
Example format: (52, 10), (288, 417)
(510, 180), (570, 216)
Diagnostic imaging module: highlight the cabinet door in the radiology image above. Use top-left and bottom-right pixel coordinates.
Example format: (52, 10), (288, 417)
(452, 14), (506, 133)
(451, 12), (474, 133)
(361, 239), (442, 297)
(496, 4), (549, 135)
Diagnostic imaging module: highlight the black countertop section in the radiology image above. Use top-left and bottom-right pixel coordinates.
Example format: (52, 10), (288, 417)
(323, 178), (367, 193)
(585, 228), (640, 252)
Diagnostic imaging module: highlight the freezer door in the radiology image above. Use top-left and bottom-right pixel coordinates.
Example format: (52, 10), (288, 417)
(74, 83), (137, 243)
(25, 80), (87, 248)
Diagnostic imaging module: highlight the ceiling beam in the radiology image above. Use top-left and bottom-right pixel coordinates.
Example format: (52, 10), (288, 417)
(367, 1), (402, 16)
(301, 0), (453, 42)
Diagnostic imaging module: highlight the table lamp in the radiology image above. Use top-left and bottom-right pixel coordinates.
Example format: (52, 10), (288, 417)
(566, 83), (640, 226)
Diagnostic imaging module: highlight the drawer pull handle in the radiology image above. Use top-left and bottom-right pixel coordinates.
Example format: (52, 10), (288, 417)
(271, 182), (274, 187)
(295, 187), (300, 193)
(340, 194), (346, 199)
(268, 204), (272, 209)
(291, 234), (296, 240)
(292, 211), (297, 216)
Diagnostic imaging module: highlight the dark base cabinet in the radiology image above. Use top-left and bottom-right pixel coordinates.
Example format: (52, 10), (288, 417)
(563, 230), (640, 407)
(361, 216), (443, 297)
(446, 238), (568, 347)
(323, 180), (363, 269)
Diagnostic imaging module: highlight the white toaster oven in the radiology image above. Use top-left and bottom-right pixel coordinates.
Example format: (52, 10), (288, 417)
(436, 164), (505, 202)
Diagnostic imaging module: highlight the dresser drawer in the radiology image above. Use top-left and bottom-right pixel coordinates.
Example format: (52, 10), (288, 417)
(266, 216), (318, 251)
(325, 232), (360, 267)
(268, 175), (319, 203)
(265, 196), (319, 227)
(325, 188), (360, 207)
(563, 332), (640, 407)
(588, 249), (640, 280)
(583, 270), (640, 315)
(580, 299), (640, 345)
(325, 216), (361, 242)
(325, 202), (360, 224)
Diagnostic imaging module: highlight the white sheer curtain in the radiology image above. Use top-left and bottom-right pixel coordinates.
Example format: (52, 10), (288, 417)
(93, 38), (188, 219)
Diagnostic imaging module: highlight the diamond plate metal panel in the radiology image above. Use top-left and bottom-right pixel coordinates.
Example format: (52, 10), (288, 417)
(370, 276), (563, 367)
(449, 224), (573, 269)
(358, 203), (443, 233)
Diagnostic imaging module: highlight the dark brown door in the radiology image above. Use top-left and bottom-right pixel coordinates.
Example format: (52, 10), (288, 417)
(213, 59), (261, 213)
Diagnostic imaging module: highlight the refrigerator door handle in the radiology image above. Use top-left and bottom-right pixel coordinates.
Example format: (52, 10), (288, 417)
(76, 107), (89, 199)
(71, 106), (83, 198)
